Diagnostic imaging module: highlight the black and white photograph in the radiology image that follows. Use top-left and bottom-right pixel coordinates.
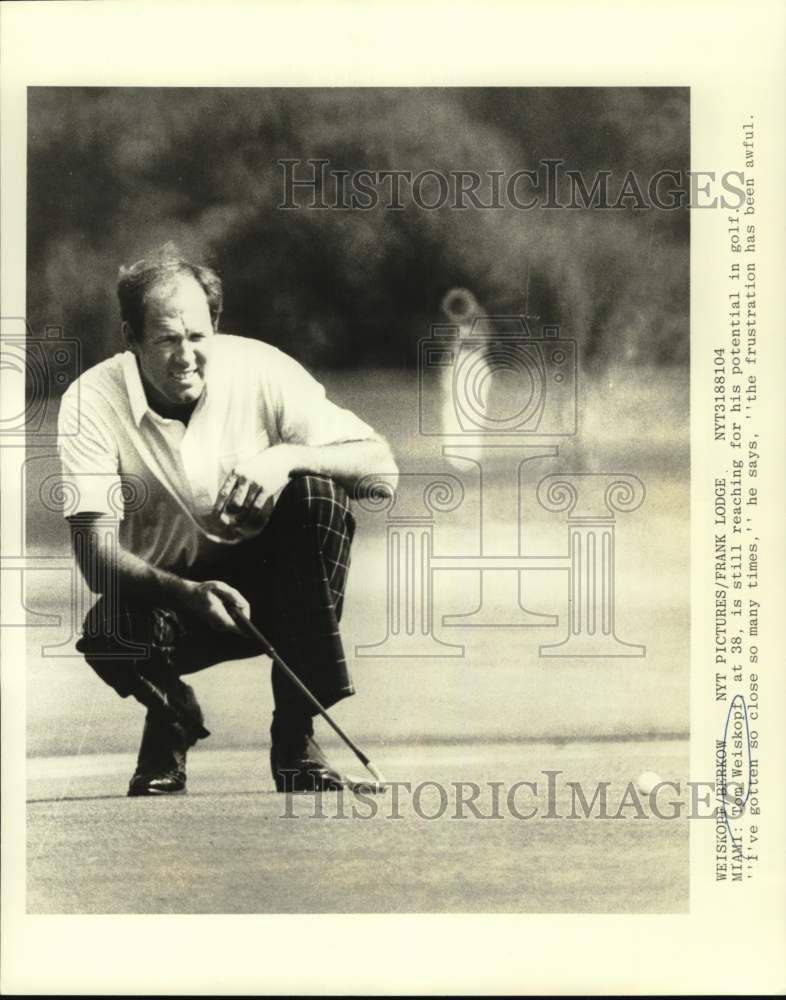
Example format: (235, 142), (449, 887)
(2, 2), (784, 995)
(21, 83), (692, 915)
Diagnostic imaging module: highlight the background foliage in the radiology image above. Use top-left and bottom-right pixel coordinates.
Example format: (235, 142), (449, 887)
(27, 87), (689, 372)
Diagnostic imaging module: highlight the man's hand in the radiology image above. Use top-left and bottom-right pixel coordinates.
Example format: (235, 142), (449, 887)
(212, 435), (399, 535)
(214, 443), (304, 532)
(179, 579), (251, 634)
(69, 515), (251, 634)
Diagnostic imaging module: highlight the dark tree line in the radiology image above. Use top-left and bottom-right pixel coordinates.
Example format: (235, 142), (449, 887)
(28, 87), (689, 373)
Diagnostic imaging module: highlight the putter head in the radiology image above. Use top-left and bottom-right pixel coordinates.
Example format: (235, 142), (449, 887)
(343, 774), (388, 794)
(365, 761), (386, 784)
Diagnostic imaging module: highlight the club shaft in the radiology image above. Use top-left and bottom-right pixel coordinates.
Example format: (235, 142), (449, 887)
(229, 607), (372, 769)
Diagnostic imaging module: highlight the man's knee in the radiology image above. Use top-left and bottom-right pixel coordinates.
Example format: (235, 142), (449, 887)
(276, 474), (352, 534)
(77, 601), (181, 698)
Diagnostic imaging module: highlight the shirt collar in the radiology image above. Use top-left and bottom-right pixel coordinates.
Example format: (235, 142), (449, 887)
(121, 350), (209, 427)
(122, 351), (150, 427)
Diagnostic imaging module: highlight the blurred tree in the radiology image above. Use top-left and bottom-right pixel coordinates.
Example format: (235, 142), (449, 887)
(27, 87), (689, 374)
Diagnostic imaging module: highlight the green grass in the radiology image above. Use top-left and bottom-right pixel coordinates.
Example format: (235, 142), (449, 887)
(27, 741), (688, 914)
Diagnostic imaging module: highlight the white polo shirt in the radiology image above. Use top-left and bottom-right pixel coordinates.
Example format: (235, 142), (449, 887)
(57, 335), (375, 571)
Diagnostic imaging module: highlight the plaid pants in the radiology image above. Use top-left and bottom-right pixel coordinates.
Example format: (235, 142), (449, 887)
(77, 474), (357, 766)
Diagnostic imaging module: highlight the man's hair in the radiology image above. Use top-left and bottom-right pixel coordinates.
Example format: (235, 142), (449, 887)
(117, 242), (223, 341)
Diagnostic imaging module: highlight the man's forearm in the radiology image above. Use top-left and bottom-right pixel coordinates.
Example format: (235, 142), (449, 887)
(69, 515), (192, 605)
(287, 437), (399, 495)
(109, 546), (192, 606)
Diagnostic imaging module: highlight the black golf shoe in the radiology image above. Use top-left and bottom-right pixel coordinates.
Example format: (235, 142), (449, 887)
(270, 727), (345, 792)
(127, 710), (189, 797)
(128, 769), (187, 796)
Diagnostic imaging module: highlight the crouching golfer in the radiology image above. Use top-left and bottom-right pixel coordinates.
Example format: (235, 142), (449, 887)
(57, 245), (397, 796)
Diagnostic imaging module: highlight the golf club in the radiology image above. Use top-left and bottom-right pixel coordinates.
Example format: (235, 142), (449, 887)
(227, 604), (387, 791)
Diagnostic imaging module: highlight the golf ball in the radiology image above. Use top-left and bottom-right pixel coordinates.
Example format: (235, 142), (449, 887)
(636, 771), (662, 795)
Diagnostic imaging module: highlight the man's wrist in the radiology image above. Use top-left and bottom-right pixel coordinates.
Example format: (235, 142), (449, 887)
(155, 571), (195, 609)
(286, 443), (319, 478)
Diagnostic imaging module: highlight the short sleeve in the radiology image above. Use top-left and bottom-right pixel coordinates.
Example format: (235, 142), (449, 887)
(57, 386), (123, 518)
(271, 351), (376, 447)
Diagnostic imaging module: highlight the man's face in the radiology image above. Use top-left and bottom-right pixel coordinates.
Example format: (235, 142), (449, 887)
(129, 275), (215, 410)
